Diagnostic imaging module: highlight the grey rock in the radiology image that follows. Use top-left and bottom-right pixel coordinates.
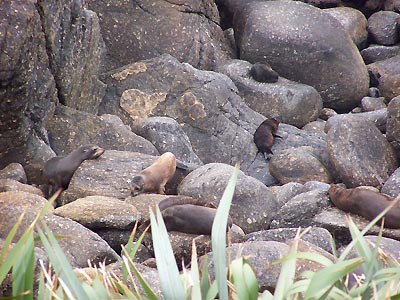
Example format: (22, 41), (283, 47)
(367, 11), (400, 46)
(324, 7), (368, 48)
(302, 120), (327, 134)
(301, 181), (331, 193)
(361, 97), (386, 112)
(46, 105), (158, 156)
(0, 192), (119, 268)
(218, 59), (322, 128)
(59, 150), (193, 205)
(387, 96), (400, 156)
(54, 196), (139, 229)
(131, 117), (203, 164)
(270, 189), (332, 228)
(0, 179), (44, 197)
(327, 119), (398, 188)
(367, 55), (400, 100)
(88, 0), (232, 72)
(37, 0), (105, 113)
(269, 182), (304, 208)
(319, 108), (337, 121)
(234, 0), (369, 111)
(178, 163), (278, 233)
(381, 167), (400, 198)
(324, 108), (388, 133)
(361, 45), (400, 65)
(243, 227), (334, 253)
(364, 236), (400, 260)
(0, 163), (27, 183)
(0, 1), (57, 183)
(368, 87), (380, 98)
(269, 146), (333, 185)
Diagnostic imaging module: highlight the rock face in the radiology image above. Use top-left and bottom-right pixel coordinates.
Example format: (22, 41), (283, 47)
(387, 96), (400, 155)
(234, 0), (369, 111)
(87, 0), (232, 71)
(327, 120), (398, 188)
(367, 11), (400, 46)
(219, 60), (323, 128)
(178, 163), (278, 233)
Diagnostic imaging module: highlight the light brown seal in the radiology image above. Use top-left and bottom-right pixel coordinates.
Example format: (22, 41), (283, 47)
(43, 144), (105, 199)
(130, 152), (176, 196)
(328, 184), (400, 228)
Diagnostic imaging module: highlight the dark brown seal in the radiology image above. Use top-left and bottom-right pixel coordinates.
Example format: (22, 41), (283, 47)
(249, 62), (279, 83)
(140, 196), (232, 235)
(253, 118), (281, 159)
(43, 144), (105, 199)
(130, 152), (176, 196)
(328, 184), (400, 228)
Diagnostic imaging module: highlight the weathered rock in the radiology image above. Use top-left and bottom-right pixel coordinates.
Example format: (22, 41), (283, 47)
(46, 105), (158, 156)
(361, 45), (400, 64)
(0, 179), (44, 197)
(301, 181), (330, 193)
(270, 189), (332, 229)
(100, 54), (278, 184)
(243, 227), (334, 253)
(0, 192), (119, 268)
(319, 108), (337, 121)
(387, 96), (400, 156)
(361, 97), (386, 112)
(367, 55), (400, 100)
(0, 163), (27, 183)
(54, 196), (139, 229)
(125, 194), (171, 223)
(364, 236), (400, 261)
(178, 163), (278, 233)
(94, 229), (146, 257)
(88, 0), (232, 72)
(381, 167), (400, 198)
(59, 150), (192, 205)
(218, 59), (322, 128)
(269, 146), (333, 184)
(302, 120), (327, 134)
(269, 182), (304, 208)
(324, 7), (368, 48)
(367, 11), (400, 46)
(327, 119), (398, 188)
(324, 108), (388, 133)
(0, 0), (57, 183)
(368, 87), (381, 98)
(234, 0), (369, 111)
(131, 117), (203, 164)
(37, 0), (105, 113)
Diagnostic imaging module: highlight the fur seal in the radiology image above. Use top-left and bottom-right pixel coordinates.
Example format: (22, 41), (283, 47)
(249, 62), (279, 83)
(140, 196), (232, 235)
(43, 144), (105, 199)
(253, 118), (281, 160)
(328, 184), (400, 228)
(130, 152), (176, 196)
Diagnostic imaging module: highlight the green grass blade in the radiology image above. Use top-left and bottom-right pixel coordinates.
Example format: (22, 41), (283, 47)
(12, 232), (35, 300)
(200, 255), (210, 300)
(230, 257), (258, 300)
(150, 207), (185, 300)
(211, 163), (239, 300)
(205, 280), (218, 300)
(190, 239), (202, 300)
(304, 257), (364, 299)
(126, 256), (159, 300)
(37, 225), (88, 300)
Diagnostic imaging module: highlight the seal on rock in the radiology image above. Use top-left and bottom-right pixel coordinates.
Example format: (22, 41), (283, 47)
(253, 118), (281, 160)
(328, 184), (400, 229)
(249, 62), (279, 83)
(130, 152), (177, 196)
(43, 144), (105, 200)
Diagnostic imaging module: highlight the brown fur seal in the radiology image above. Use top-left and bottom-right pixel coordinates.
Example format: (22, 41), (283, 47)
(328, 184), (400, 229)
(130, 152), (176, 196)
(249, 62), (279, 83)
(253, 118), (281, 160)
(43, 144), (105, 199)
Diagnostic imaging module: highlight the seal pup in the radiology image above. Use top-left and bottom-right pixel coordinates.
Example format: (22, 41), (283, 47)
(43, 144), (105, 200)
(328, 184), (400, 229)
(130, 152), (176, 196)
(253, 118), (281, 160)
(249, 62), (279, 83)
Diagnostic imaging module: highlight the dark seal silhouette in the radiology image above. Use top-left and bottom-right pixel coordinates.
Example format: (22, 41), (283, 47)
(249, 62), (279, 83)
(253, 118), (281, 160)
(43, 144), (105, 200)
(329, 184), (400, 229)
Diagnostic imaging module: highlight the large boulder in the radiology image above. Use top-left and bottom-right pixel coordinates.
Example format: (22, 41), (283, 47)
(387, 96), (400, 155)
(327, 120), (398, 188)
(88, 0), (232, 71)
(233, 0), (369, 111)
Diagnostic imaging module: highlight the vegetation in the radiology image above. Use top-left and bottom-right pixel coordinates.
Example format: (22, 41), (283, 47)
(1, 165), (400, 299)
